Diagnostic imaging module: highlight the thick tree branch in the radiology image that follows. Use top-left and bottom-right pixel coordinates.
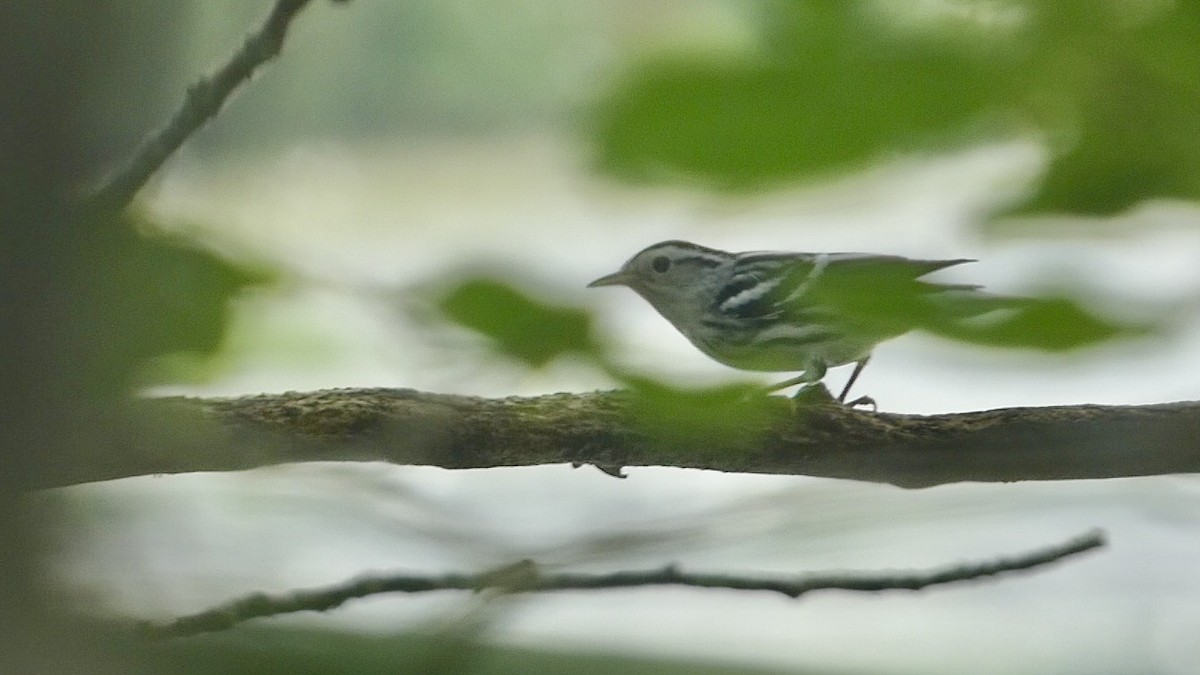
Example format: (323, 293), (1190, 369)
(143, 529), (1105, 638)
(56, 388), (1200, 490)
(87, 0), (339, 212)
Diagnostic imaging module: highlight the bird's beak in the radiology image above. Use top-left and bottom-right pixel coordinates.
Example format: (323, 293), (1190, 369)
(587, 270), (630, 288)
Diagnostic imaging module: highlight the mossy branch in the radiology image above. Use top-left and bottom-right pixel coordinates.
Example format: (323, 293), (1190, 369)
(51, 388), (1200, 489)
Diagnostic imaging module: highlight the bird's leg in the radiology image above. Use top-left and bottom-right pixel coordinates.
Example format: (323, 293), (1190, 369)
(763, 374), (808, 394)
(765, 361), (827, 396)
(764, 361), (827, 393)
(768, 358), (874, 408)
(837, 356), (871, 404)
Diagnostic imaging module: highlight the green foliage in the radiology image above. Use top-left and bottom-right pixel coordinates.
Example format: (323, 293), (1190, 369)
(622, 375), (778, 451)
(67, 213), (271, 398)
(593, 2), (1010, 189)
(1014, 2), (1200, 213)
(592, 0), (1200, 215)
(929, 295), (1145, 350)
(794, 262), (1148, 351)
(438, 279), (599, 367)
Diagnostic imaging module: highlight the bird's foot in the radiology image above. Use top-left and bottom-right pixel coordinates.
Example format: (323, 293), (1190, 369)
(843, 395), (877, 411)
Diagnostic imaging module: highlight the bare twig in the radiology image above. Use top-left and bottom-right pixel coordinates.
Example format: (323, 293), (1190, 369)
(87, 0), (339, 211)
(143, 529), (1105, 638)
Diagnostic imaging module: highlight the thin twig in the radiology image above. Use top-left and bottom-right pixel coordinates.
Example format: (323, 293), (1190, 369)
(143, 529), (1105, 638)
(88, 0), (336, 211)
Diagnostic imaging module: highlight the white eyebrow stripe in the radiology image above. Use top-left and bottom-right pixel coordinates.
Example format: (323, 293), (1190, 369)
(784, 253), (830, 303)
(671, 252), (726, 269)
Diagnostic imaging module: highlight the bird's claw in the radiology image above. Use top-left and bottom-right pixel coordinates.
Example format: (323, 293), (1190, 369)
(843, 395), (877, 411)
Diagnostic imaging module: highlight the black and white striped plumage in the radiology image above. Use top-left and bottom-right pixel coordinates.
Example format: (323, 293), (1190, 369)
(588, 240), (984, 402)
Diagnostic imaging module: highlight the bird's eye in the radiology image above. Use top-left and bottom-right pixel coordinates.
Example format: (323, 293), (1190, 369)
(651, 256), (671, 273)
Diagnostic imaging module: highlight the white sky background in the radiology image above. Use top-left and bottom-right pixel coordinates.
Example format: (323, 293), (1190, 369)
(48, 2), (1200, 673)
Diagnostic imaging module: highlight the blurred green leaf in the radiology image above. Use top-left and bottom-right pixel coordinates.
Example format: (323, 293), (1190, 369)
(68, 213), (272, 398)
(621, 375), (779, 455)
(591, 0), (1200, 214)
(926, 295), (1147, 350)
(1012, 2), (1200, 214)
(438, 279), (598, 367)
(800, 263), (1150, 351)
(592, 2), (1016, 189)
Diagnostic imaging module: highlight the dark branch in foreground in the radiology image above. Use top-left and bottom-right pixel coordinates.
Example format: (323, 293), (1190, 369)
(143, 529), (1105, 638)
(59, 388), (1200, 490)
(87, 0), (340, 211)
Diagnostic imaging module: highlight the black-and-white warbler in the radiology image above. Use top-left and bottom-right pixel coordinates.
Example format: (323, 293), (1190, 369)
(588, 240), (990, 404)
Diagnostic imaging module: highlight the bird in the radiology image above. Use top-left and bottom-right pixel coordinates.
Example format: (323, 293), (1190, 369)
(588, 239), (989, 405)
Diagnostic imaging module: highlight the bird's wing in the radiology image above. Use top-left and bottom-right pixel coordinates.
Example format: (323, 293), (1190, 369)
(811, 253), (976, 289)
(713, 252), (819, 321)
(716, 252), (976, 326)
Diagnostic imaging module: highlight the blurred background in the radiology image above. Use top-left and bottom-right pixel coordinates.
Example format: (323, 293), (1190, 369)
(9, 1), (1200, 673)
(130, 0), (1200, 410)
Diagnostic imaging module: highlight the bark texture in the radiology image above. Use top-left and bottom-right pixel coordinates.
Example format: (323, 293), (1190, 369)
(51, 387), (1200, 489)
